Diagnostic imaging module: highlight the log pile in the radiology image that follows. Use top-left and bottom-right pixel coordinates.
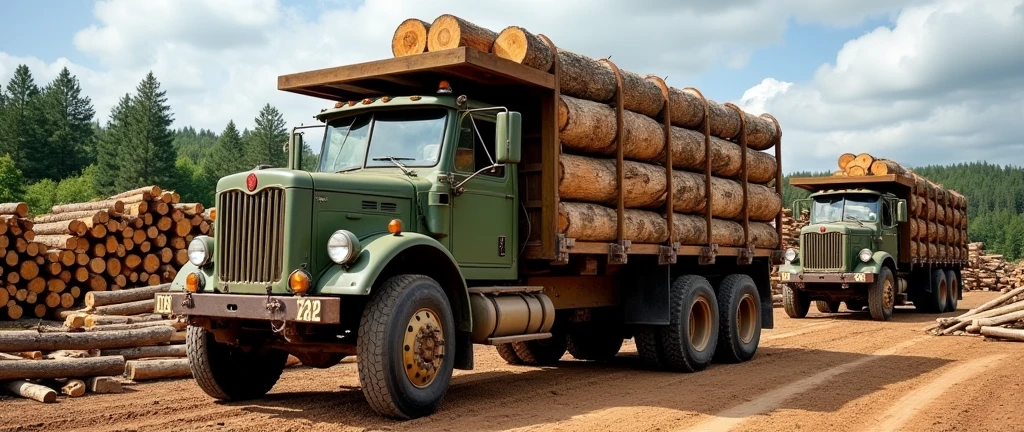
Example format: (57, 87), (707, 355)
(927, 286), (1024, 341)
(392, 15), (783, 248)
(962, 242), (1016, 292)
(833, 153), (968, 262)
(770, 209), (810, 296)
(0, 186), (213, 320)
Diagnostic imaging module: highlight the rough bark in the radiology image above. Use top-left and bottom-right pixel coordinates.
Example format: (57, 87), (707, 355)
(84, 314), (166, 327)
(558, 154), (781, 221)
(391, 18), (430, 57)
(51, 199), (124, 215)
(557, 50), (618, 103)
(980, 326), (1024, 342)
(89, 299), (155, 316)
(33, 210), (107, 224)
(110, 186), (162, 200)
(557, 95), (777, 183)
(704, 100), (779, 151)
(4, 380), (56, 403)
(869, 159), (908, 176)
(0, 202), (28, 217)
(492, 26), (553, 72)
(0, 326), (174, 352)
(35, 235), (85, 251)
(86, 320), (184, 332)
(102, 344), (187, 360)
(85, 283), (170, 309)
(557, 202), (778, 248)
(427, 14), (497, 53)
(0, 356), (126, 380)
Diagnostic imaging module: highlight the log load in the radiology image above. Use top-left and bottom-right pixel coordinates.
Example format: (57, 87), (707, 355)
(558, 154), (781, 221)
(557, 202), (778, 248)
(489, 26), (780, 148)
(557, 95), (777, 183)
(391, 18), (430, 57)
(427, 15), (497, 53)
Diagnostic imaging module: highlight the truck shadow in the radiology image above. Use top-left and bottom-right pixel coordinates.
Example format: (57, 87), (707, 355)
(236, 345), (951, 431)
(804, 306), (963, 324)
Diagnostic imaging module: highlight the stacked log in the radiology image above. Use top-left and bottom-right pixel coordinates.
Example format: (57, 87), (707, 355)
(391, 16), (783, 248)
(0, 187), (214, 321)
(833, 153), (968, 262)
(927, 286), (1024, 340)
(962, 243), (1015, 292)
(770, 209), (810, 297)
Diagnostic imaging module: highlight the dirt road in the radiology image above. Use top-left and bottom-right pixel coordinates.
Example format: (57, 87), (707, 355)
(2, 291), (1021, 432)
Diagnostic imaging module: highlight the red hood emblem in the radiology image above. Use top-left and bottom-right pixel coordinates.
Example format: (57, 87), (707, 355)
(819, 226), (826, 233)
(246, 173), (258, 192)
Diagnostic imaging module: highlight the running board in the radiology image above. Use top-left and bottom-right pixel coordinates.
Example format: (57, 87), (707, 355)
(483, 333), (552, 345)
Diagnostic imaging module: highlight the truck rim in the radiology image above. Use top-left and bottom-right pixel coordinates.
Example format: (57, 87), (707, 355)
(737, 293), (757, 344)
(884, 279), (895, 310)
(403, 308), (445, 388)
(689, 297), (713, 352)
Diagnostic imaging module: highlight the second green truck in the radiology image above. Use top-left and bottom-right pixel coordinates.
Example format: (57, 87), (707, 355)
(778, 163), (969, 321)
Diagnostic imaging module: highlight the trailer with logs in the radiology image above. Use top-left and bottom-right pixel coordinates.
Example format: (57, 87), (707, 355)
(158, 14), (784, 420)
(779, 153), (968, 321)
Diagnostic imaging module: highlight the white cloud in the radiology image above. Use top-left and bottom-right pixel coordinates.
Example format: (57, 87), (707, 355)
(736, 0), (1024, 173)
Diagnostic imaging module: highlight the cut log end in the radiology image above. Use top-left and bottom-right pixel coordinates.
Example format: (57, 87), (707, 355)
(391, 18), (430, 57)
(492, 26), (553, 72)
(427, 14), (497, 53)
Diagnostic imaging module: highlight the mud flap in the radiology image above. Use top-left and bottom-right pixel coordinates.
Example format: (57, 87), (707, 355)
(750, 259), (775, 330)
(621, 257), (671, 325)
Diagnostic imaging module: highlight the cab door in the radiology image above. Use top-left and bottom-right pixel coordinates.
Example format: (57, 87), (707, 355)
(449, 113), (516, 279)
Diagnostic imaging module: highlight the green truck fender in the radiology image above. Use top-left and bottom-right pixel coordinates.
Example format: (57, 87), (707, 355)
(853, 251), (897, 275)
(316, 232), (472, 330)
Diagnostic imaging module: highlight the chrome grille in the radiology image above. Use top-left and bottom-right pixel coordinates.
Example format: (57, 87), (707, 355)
(217, 188), (285, 284)
(803, 232), (844, 271)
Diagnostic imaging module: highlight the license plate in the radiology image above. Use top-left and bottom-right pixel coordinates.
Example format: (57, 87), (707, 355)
(295, 298), (322, 322)
(154, 294), (173, 314)
(780, 272), (791, 281)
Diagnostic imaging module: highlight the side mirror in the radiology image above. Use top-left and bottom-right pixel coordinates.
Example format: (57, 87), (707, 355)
(495, 111), (521, 164)
(896, 199), (908, 223)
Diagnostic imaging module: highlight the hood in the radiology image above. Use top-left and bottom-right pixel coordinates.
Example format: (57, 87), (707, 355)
(217, 168), (314, 192)
(308, 170), (432, 198)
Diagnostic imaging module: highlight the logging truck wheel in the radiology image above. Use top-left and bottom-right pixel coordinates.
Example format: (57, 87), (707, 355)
(357, 275), (455, 420)
(714, 274), (761, 364)
(845, 300), (866, 312)
(945, 269), (960, 313)
(660, 275), (719, 372)
(512, 331), (568, 366)
(815, 301), (841, 314)
(495, 344), (523, 364)
(186, 325), (288, 401)
(567, 322), (625, 361)
(868, 267), (895, 321)
(783, 285), (810, 318)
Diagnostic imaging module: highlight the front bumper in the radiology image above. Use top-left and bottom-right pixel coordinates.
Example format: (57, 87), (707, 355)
(778, 271), (874, 284)
(154, 292), (341, 324)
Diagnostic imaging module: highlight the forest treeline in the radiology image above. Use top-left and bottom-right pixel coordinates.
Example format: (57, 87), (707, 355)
(783, 162), (1024, 261)
(0, 64), (292, 213)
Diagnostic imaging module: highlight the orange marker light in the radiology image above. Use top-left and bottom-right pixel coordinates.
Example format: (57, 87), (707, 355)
(388, 219), (402, 235)
(185, 273), (201, 293)
(209, 208), (216, 221)
(289, 270), (310, 294)
(437, 80), (452, 94)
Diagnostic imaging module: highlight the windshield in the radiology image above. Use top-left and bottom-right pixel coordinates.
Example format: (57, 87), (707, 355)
(318, 108), (447, 173)
(811, 194), (880, 224)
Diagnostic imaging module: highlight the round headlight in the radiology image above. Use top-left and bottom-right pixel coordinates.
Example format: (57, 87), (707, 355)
(784, 248), (798, 262)
(188, 237), (212, 267)
(328, 230), (361, 264)
(859, 248), (872, 263)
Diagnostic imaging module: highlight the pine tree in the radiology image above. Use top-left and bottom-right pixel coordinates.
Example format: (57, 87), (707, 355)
(204, 120), (249, 180)
(35, 67), (96, 180)
(0, 65), (43, 173)
(244, 103), (288, 168)
(95, 72), (176, 194)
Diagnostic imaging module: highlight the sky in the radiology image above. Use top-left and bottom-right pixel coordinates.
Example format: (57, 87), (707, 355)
(1, 0), (1022, 173)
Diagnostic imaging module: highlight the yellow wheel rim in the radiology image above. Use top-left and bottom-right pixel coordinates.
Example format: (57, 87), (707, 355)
(737, 294), (757, 344)
(689, 297), (713, 352)
(402, 308), (445, 388)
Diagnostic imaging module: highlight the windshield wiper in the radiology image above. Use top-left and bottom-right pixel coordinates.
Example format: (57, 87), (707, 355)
(372, 156), (417, 177)
(844, 216), (865, 227)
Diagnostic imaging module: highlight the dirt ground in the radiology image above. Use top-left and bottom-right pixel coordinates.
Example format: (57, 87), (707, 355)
(1, 291), (1021, 432)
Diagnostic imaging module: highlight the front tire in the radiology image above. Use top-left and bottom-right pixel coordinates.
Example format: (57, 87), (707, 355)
(186, 325), (288, 401)
(357, 275), (456, 419)
(715, 274), (761, 363)
(868, 267), (896, 321)
(783, 284), (810, 318)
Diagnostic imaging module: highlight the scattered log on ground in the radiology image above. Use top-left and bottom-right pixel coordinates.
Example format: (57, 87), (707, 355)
(980, 326), (1024, 342)
(61, 379), (86, 397)
(87, 299), (155, 316)
(86, 376), (123, 394)
(4, 380), (57, 403)
(0, 356), (126, 380)
(85, 283), (169, 308)
(102, 344), (187, 360)
(125, 358), (192, 381)
(0, 326), (175, 352)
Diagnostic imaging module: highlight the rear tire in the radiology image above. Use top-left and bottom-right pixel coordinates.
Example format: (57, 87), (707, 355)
(845, 300), (866, 312)
(512, 332), (568, 366)
(815, 301), (841, 314)
(186, 325), (288, 401)
(868, 267), (895, 321)
(660, 275), (719, 372)
(914, 270), (948, 314)
(567, 324), (624, 361)
(634, 326), (665, 369)
(494, 344), (523, 365)
(945, 269), (960, 313)
(714, 274), (761, 364)
(783, 284), (810, 318)
(357, 274), (456, 419)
